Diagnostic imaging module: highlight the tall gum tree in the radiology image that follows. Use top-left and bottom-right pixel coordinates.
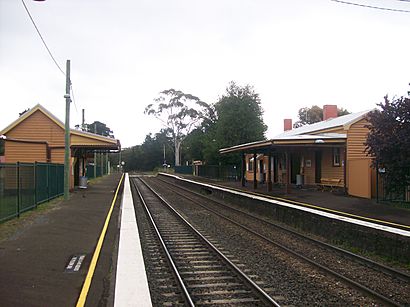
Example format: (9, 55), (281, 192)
(145, 89), (212, 166)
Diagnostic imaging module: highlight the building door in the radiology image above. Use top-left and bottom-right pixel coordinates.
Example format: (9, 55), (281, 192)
(259, 159), (264, 182)
(74, 158), (79, 186)
(273, 156), (278, 183)
(315, 151), (322, 183)
(291, 154), (301, 184)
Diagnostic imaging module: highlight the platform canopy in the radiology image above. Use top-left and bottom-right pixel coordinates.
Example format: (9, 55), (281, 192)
(219, 110), (370, 155)
(0, 104), (120, 164)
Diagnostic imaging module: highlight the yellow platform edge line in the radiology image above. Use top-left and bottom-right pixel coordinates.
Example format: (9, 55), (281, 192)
(210, 183), (410, 230)
(76, 173), (125, 307)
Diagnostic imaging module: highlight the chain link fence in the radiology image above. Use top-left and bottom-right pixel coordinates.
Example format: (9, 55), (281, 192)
(0, 162), (64, 222)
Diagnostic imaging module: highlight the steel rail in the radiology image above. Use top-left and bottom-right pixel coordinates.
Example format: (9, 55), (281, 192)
(138, 177), (281, 307)
(153, 177), (404, 307)
(130, 178), (195, 307)
(157, 176), (410, 283)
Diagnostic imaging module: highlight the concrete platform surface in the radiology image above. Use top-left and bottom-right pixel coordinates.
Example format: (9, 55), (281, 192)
(170, 173), (410, 228)
(114, 174), (152, 307)
(0, 173), (122, 307)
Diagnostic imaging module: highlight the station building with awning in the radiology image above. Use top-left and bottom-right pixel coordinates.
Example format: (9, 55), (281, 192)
(219, 105), (375, 199)
(0, 104), (120, 189)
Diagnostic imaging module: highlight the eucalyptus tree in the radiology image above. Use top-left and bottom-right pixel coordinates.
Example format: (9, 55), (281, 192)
(145, 89), (212, 166)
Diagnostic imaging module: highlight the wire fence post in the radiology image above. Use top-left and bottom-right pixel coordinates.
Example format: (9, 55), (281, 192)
(34, 161), (37, 207)
(17, 162), (20, 218)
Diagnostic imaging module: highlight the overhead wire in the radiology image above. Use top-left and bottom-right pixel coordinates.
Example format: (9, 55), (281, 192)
(70, 84), (78, 113)
(330, 0), (410, 12)
(21, 0), (79, 114)
(21, 0), (66, 76)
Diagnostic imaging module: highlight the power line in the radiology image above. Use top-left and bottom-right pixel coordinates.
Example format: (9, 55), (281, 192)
(21, 0), (66, 75)
(330, 0), (410, 12)
(70, 83), (78, 113)
(22, 0), (80, 116)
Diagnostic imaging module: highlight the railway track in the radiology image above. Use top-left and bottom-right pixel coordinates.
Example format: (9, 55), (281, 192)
(150, 175), (410, 307)
(130, 176), (281, 306)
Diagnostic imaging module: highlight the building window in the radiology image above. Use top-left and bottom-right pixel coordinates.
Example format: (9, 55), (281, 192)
(0, 139), (4, 156)
(333, 148), (341, 166)
(248, 158), (254, 171)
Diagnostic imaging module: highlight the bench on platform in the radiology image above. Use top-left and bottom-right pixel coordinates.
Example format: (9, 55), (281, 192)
(318, 178), (343, 192)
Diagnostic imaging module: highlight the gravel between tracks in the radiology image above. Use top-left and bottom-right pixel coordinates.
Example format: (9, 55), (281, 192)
(131, 180), (186, 306)
(146, 176), (408, 306)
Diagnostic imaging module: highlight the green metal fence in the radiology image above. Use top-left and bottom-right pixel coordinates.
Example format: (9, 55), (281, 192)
(196, 165), (240, 181)
(86, 165), (107, 179)
(175, 165), (193, 175)
(0, 162), (64, 222)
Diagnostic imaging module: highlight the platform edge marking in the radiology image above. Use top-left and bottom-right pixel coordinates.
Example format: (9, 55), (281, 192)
(76, 173), (124, 307)
(160, 173), (410, 237)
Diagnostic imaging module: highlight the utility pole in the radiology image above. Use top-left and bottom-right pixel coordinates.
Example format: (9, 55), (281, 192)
(94, 123), (97, 179)
(64, 60), (71, 200)
(119, 148), (122, 173)
(81, 109), (85, 131)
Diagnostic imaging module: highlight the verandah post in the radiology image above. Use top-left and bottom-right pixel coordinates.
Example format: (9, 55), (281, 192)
(17, 162), (20, 218)
(253, 152), (257, 190)
(267, 152), (272, 192)
(241, 152), (246, 187)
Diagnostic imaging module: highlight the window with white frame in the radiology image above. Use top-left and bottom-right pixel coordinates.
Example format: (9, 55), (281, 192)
(248, 158), (254, 171)
(333, 148), (341, 167)
(0, 139), (4, 156)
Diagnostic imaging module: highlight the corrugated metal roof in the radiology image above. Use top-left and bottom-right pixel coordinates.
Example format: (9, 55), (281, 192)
(274, 109), (371, 138)
(274, 133), (346, 141)
(219, 109), (372, 154)
(0, 104), (119, 146)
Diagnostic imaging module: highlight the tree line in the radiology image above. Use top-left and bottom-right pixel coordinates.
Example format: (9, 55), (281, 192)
(120, 82), (266, 171)
(118, 80), (410, 202)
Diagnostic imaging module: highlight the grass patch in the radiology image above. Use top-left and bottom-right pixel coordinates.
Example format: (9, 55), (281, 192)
(0, 196), (63, 243)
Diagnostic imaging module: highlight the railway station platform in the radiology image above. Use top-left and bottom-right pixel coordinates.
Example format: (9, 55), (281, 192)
(0, 173), (124, 306)
(173, 174), (410, 228)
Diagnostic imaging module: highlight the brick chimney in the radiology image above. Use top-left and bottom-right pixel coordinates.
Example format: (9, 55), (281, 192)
(323, 105), (338, 121)
(284, 118), (292, 131)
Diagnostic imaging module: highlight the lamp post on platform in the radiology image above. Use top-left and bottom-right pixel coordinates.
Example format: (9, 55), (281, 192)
(64, 60), (71, 200)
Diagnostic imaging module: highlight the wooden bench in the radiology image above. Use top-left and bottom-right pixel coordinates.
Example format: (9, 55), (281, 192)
(318, 178), (343, 192)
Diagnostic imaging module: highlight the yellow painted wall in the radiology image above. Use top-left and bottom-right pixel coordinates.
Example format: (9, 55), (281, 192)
(5, 141), (47, 163)
(244, 148), (345, 186)
(320, 147), (345, 185)
(301, 151), (315, 185)
(346, 118), (373, 197)
(6, 110), (65, 147)
(348, 158), (371, 198)
(347, 118), (370, 160)
(50, 148), (65, 164)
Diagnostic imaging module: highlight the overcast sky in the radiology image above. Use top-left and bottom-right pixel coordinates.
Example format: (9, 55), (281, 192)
(1, 0), (409, 148)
